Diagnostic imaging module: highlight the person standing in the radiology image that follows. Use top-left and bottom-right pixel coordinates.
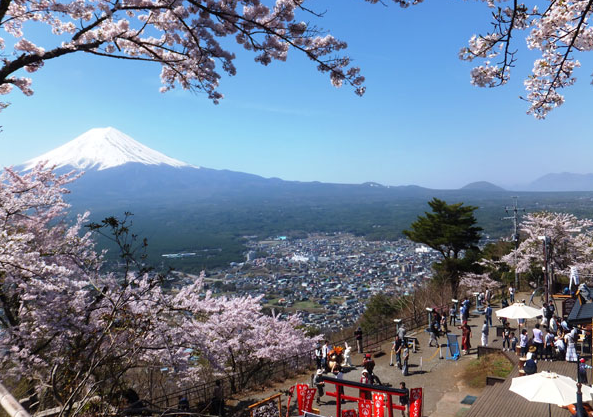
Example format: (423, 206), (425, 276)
(441, 312), (448, 334)
(545, 330), (555, 361)
(554, 335), (566, 360)
(314, 342), (323, 370)
(485, 303), (493, 326)
(460, 323), (472, 354)
(546, 303), (555, 323)
(362, 353), (376, 380)
(428, 320), (439, 347)
(399, 382), (409, 417)
(549, 315), (558, 335)
(579, 358), (592, 384)
(433, 310), (442, 332)
(533, 324), (544, 360)
(212, 381), (225, 417)
(509, 286), (515, 303)
(540, 303), (549, 327)
(566, 329), (578, 362)
(391, 335), (402, 369)
(460, 303), (467, 325)
(502, 322), (511, 351)
(321, 340), (330, 372)
(313, 369), (325, 404)
(520, 329), (529, 357)
(359, 370), (372, 400)
(481, 319), (489, 347)
(449, 305), (457, 326)
(510, 332), (518, 354)
(462, 298), (470, 323)
(561, 317), (570, 333)
(355, 327), (363, 354)
(477, 292), (484, 310)
(402, 344), (410, 376)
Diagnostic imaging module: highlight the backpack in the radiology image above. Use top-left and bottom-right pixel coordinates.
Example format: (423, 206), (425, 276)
(524, 359), (537, 375)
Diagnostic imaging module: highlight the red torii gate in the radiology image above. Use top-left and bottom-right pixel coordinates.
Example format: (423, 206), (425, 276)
(319, 376), (420, 417)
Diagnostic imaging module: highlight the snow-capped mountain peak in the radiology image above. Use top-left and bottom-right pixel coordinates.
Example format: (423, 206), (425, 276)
(24, 127), (194, 171)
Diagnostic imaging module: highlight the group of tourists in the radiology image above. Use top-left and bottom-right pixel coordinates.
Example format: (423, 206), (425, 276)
(514, 302), (586, 364)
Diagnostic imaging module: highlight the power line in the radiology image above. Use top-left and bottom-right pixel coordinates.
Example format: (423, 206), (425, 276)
(503, 196), (525, 291)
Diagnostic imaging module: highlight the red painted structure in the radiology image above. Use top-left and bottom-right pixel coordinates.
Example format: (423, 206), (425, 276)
(320, 376), (420, 417)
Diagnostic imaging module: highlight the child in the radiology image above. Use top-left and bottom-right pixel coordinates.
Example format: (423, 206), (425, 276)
(579, 358), (592, 384)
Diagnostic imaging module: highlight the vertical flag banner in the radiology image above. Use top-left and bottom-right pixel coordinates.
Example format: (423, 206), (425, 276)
(342, 410), (358, 417)
(296, 383), (308, 414)
(409, 388), (423, 417)
(286, 386), (295, 417)
(303, 387), (317, 412)
(358, 399), (372, 417)
(372, 393), (385, 417)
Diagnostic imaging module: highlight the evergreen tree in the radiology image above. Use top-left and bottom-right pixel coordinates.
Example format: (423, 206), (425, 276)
(403, 198), (482, 298)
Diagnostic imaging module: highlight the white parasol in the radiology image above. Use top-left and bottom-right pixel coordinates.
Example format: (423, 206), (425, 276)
(510, 371), (593, 417)
(495, 302), (542, 319)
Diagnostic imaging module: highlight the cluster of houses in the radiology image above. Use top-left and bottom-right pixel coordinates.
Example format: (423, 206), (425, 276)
(204, 234), (441, 331)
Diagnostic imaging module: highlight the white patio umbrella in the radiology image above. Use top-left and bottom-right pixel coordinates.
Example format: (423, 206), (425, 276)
(510, 371), (593, 417)
(495, 302), (542, 319)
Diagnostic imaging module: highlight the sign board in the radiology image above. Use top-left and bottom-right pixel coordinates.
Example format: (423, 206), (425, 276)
(564, 298), (576, 318)
(249, 393), (283, 417)
(409, 388), (422, 417)
(446, 334), (460, 360)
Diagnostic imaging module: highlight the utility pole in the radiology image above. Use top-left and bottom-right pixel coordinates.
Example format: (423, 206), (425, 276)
(503, 196), (525, 291)
(539, 236), (551, 304)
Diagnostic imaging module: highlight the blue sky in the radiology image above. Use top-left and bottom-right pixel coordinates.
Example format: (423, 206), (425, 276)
(2, 0), (593, 189)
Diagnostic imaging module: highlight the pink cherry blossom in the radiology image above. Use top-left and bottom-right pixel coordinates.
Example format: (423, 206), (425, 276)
(0, 0), (367, 109)
(0, 164), (320, 416)
(501, 211), (593, 276)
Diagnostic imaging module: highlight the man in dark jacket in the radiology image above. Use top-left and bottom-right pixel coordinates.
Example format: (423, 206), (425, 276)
(355, 327), (363, 353)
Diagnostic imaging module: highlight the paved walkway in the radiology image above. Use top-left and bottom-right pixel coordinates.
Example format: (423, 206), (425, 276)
(234, 298), (506, 417)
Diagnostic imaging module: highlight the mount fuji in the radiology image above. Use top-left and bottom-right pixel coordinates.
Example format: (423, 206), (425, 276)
(24, 127), (193, 171)
(21, 127), (304, 208)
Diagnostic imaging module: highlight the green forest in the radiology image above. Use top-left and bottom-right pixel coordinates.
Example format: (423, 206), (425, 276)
(89, 190), (593, 271)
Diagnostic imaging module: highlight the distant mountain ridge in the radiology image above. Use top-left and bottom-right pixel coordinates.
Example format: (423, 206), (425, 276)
(525, 172), (593, 192)
(461, 181), (506, 192)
